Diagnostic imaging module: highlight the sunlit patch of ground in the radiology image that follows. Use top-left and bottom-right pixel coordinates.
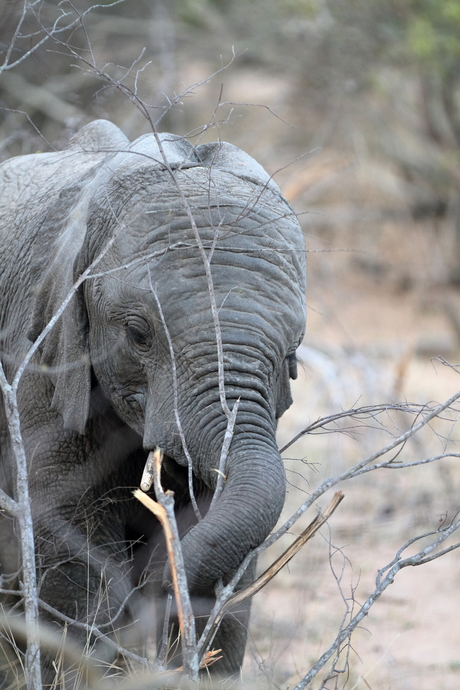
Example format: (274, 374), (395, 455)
(245, 272), (460, 689)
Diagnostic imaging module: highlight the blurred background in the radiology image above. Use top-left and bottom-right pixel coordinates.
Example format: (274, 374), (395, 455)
(1, 1), (460, 687)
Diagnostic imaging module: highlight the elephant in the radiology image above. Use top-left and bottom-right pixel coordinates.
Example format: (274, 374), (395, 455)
(0, 119), (306, 685)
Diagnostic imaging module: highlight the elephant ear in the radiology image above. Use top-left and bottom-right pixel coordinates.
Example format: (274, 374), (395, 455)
(28, 180), (94, 435)
(26, 121), (132, 434)
(194, 141), (282, 192)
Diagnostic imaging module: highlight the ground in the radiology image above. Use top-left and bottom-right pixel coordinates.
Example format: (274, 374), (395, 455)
(243, 260), (460, 689)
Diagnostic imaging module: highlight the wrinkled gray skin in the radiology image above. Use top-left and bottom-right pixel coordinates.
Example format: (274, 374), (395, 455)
(0, 120), (306, 684)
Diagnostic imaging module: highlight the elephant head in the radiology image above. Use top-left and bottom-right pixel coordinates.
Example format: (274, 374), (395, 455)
(27, 121), (306, 597)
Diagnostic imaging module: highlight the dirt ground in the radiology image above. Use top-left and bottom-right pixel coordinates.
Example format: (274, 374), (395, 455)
(242, 260), (460, 689)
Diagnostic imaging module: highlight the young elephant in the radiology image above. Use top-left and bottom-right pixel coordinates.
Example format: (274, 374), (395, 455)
(0, 120), (306, 684)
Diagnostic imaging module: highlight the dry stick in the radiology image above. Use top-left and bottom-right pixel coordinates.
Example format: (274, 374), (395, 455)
(359, 451), (460, 474)
(88, 241), (192, 280)
(1, 0), (27, 70)
(294, 516), (460, 689)
(318, 539), (355, 687)
(209, 397), (241, 510)
(0, 480), (19, 516)
(173, 188), (231, 416)
(134, 450), (199, 682)
(133, 490), (198, 680)
(155, 592), (173, 671)
(197, 492), (344, 663)
(0, 364), (41, 690)
(140, 450), (183, 667)
(279, 400), (458, 453)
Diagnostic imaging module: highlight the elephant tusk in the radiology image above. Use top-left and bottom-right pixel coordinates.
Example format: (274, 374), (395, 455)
(140, 448), (163, 492)
(211, 468), (227, 480)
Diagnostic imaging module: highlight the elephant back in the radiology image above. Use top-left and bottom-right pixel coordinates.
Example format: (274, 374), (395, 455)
(0, 120), (129, 247)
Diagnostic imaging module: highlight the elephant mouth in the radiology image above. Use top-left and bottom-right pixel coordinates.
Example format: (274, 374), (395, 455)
(142, 450), (190, 496)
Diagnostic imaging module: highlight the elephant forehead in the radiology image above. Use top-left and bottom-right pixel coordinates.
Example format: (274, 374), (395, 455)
(95, 167), (304, 255)
(100, 196), (305, 295)
(164, 286), (304, 350)
(103, 251), (305, 355)
(119, 242), (305, 311)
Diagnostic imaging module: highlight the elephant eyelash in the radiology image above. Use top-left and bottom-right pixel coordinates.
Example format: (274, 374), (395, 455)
(287, 349), (304, 380)
(287, 352), (298, 380)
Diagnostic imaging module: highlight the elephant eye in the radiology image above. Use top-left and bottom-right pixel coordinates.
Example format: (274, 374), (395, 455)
(126, 318), (153, 350)
(287, 352), (299, 380)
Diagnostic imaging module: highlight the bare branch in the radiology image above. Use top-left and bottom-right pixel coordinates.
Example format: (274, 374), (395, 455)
(0, 486), (19, 517)
(269, 388), (460, 554)
(154, 592), (173, 672)
(0, 1), (127, 74)
(197, 492), (344, 665)
(279, 400), (457, 453)
(0, 361), (42, 689)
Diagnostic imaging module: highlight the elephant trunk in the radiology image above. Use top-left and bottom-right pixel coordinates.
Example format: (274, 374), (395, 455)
(172, 436), (286, 596)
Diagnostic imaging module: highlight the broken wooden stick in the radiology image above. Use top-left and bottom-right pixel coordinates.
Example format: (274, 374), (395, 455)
(134, 449), (199, 680)
(140, 448), (157, 492)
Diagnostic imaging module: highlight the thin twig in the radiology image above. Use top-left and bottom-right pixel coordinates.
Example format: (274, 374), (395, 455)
(0, 1), (127, 74)
(279, 401), (455, 453)
(154, 593), (173, 671)
(209, 397), (241, 509)
(147, 277), (201, 522)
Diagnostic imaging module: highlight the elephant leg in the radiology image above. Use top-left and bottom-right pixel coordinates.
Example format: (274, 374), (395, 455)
(195, 558), (257, 678)
(155, 558), (257, 678)
(35, 519), (138, 688)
